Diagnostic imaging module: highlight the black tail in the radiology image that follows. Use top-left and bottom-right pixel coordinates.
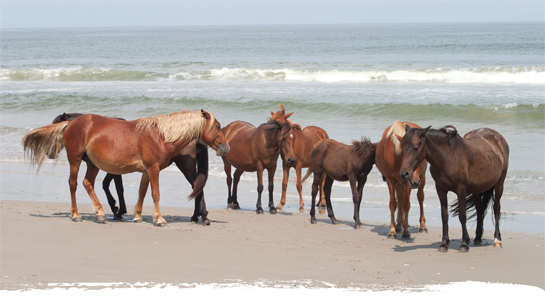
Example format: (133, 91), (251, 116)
(187, 140), (209, 200)
(449, 187), (495, 220)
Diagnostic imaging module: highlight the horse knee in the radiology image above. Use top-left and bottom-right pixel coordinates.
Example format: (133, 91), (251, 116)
(257, 184), (264, 193)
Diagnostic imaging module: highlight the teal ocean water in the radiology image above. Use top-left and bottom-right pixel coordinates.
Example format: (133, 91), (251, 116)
(1, 23), (543, 233)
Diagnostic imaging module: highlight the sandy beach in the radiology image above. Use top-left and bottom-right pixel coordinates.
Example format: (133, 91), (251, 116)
(1, 195), (544, 291)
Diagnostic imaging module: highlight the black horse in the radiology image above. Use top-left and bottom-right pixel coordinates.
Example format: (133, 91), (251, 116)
(50, 113), (211, 225)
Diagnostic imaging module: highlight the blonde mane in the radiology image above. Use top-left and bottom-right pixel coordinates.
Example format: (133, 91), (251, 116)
(136, 110), (212, 143)
(386, 120), (406, 156)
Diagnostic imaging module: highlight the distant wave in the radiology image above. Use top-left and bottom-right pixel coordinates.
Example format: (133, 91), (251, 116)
(1, 66), (544, 84)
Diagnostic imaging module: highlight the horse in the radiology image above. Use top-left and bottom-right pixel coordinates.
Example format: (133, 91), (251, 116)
(375, 120), (428, 239)
(221, 113), (297, 214)
(49, 113), (211, 225)
(308, 138), (378, 229)
(268, 105), (329, 211)
(23, 110), (229, 227)
(399, 125), (509, 252)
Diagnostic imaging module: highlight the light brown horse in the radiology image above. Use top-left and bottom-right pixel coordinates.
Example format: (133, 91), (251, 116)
(268, 105), (329, 211)
(221, 113), (297, 214)
(399, 125), (509, 252)
(23, 110), (229, 226)
(309, 138), (377, 228)
(375, 120), (428, 239)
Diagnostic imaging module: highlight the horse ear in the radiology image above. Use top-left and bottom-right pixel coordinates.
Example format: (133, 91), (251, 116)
(405, 124), (410, 133)
(395, 134), (403, 142)
(284, 112), (294, 119)
(201, 109), (210, 120)
(270, 111), (274, 116)
(420, 126), (431, 137)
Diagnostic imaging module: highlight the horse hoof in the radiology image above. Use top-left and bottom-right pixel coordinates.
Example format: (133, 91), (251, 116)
(353, 224), (361, 229)
(256, 209), (264, 214)
(311, 219), (317, 224)
(203, 219), (211, 226)
(474, 239), (482, 246)
(494, 242), (502, 248)
(459, 245), (469, 253)
(419, 227), (428, 233)
(113, 215), (123, 221)
(331, 220), (338, 225)
(388, 234), (397, 239)
(72, 216), (82, 223)
(438, 244), (449, 252)
(270, 208), (277, 214)
(133, 218), (143, 223)
(227, 204), (233, 210)
(395, 228), (402, 233)
(96, 215), (107, 223)
(402, 234), (411, 240)
(155, 222), (168, 227)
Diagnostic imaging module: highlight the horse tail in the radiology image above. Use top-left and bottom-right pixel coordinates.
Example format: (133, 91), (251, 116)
(449, 187), (495, 221)
(187, 140), (209, 201)
(301, 168), (313, 183)
(22, 122), (69, 172)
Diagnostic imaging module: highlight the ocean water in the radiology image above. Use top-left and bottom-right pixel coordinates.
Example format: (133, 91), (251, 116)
(1, 23), (544, 234)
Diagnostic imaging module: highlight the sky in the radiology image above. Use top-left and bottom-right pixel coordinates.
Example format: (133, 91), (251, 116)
(1, 1), (544, 29)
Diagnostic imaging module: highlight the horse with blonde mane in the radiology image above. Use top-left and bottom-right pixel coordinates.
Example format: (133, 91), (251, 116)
(23, 110), (229, 226)
(221, 110), (297, 214)
(268, 105), (329, 211)
(375, 120), (428, 239)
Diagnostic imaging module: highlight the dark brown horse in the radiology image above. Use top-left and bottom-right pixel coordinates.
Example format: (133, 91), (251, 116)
(375, 120), (428, 239)
(309, 138), (377, 228)
(268, 105), (329, 211)
(23, 110), (229, 226)
(221, 113), (297, 214)
(50, 113), (211, 225)
(399, 125), (509, 252)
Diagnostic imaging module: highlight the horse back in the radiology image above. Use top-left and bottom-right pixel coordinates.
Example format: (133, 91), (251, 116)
(463, 128), (509, 170)
(293, 126), (329, 166)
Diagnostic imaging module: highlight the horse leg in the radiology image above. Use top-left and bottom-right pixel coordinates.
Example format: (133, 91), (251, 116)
(493, 182), (504, 248)
(232, 169), (243, 210)
(437, 187), (450, 252)
(324, 176), (337, 224)
(277, 163), (290, 210)
(175, 158), (200, 223)
(401, 183), (411, 239)
(82, 164), (106, 223)
(267, 165), (277, 214)
(197, 193), (210, 226)
(386, 179), (397, 238)
(102, 173), (119, 216)
(295, 164), (304, 211)
(417, 173), (427, 233)
(310, 168), (323, 224)
(223, 156), (234, 209)
(351, 175), (366, 229)
(148, 166), (167, 227)
(456, 186), (470, 252)
(318, 173), (327, 208)
(113, 175), (126, 218)
(68, 161), (82, 222)
(394, 182), (405, 234)
(255, 164), (265, 214)
(134, 172), (149, 223)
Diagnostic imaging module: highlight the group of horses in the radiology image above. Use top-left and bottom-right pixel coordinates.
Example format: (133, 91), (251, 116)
(22, 105), (509, 253)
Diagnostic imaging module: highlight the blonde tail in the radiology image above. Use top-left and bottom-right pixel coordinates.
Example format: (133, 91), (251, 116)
(301, 168), (313, 183)
(22, 122), (69, 172)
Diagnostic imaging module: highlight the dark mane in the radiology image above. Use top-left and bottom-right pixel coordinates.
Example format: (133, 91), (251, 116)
(433, 125), (461, 152)
(351, 136), (375, 157)
(264, 120), (292, 144)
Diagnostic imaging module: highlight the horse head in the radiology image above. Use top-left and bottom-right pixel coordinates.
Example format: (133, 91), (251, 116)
(398, 125), (430, 187)
(200, 110), (230, 156)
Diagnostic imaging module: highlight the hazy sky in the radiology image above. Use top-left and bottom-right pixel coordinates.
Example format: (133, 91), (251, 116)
(2, 1), (544, 29)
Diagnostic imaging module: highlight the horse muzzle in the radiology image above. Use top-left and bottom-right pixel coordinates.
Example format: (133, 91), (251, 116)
(285, 157), (296, 167)
(399, 170), (411, 182)
(408, 179), (421, 189)
(216, 143), (230, 156)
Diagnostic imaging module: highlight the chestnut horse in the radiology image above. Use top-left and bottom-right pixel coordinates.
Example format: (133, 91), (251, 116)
(375, 120), (428, 239)
(221, 114), (296, 214)
(23, 110), (229, 226)
(50, 113), (211, 225)
(268, 105), (329, 211)
(309, 138), (377, 228)
(399, 125), (509, 252)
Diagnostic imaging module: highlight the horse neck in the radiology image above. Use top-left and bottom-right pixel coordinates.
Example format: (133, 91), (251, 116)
(424, 132), (451, 169)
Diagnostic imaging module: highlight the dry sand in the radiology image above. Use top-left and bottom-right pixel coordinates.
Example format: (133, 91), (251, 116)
(1, 199), (544, 291)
